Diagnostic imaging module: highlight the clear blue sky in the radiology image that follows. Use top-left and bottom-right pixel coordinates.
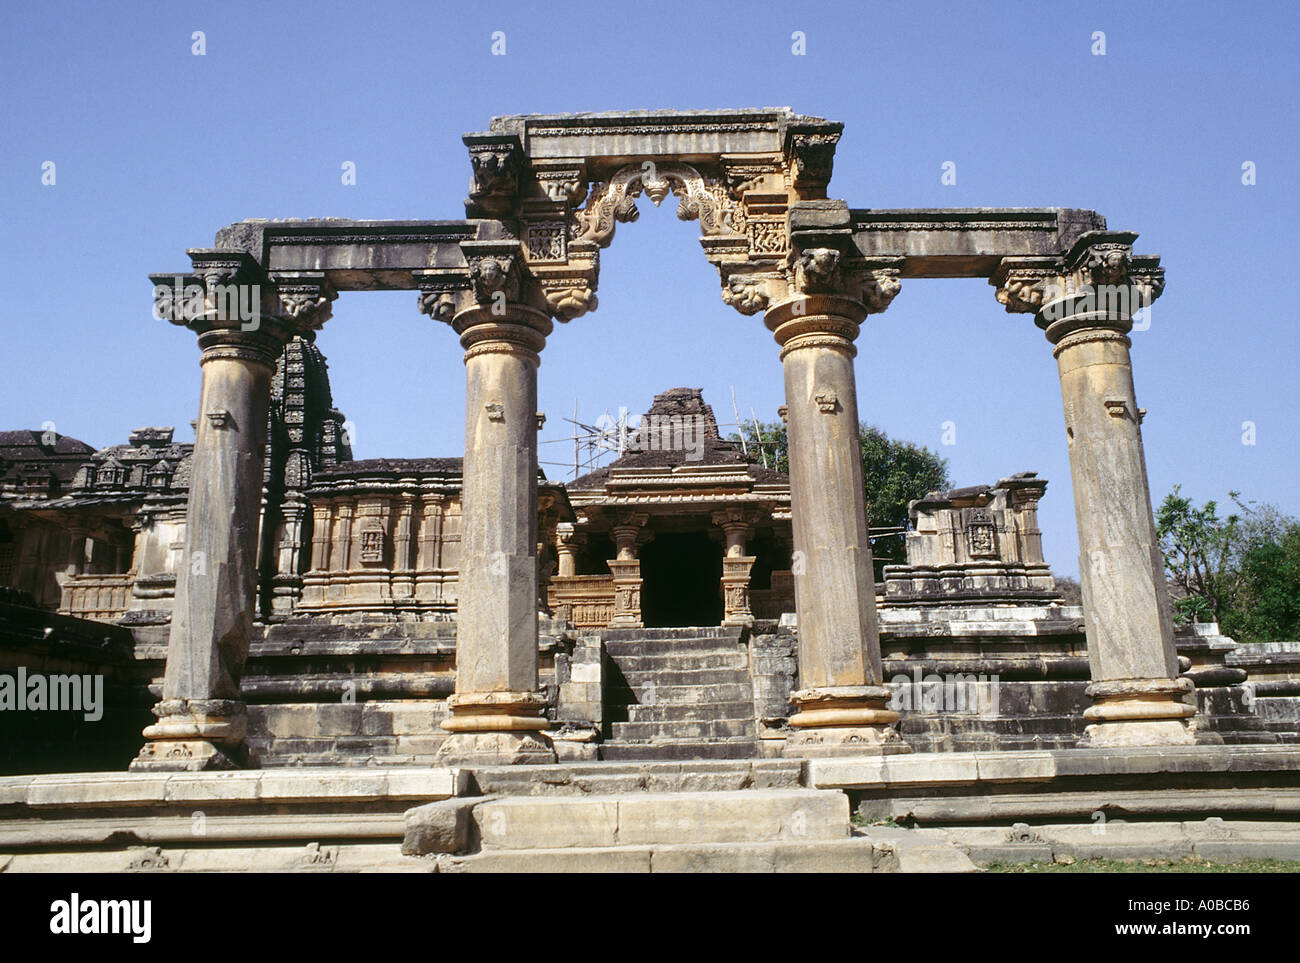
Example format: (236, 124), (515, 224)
(2, 0), (1296, 576)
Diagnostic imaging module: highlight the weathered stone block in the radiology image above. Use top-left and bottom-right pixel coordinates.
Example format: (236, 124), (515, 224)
(401, 797), (483, 855)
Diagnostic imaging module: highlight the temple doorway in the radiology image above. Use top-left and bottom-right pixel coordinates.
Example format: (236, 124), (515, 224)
(639, 532), (723, 627)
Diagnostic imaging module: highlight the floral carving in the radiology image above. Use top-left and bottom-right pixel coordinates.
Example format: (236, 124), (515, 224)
(573, 162), (741, 247)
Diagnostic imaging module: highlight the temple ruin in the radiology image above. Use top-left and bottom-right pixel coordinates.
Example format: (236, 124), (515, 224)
(2, 109), (1297, 872)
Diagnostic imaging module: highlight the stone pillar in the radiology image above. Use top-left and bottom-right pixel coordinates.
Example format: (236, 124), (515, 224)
(608, 513), (647, 628)
(994, 234), (1192, 746)
(333, 504), (354, 571)
(765, 294), (907, 757)
(309, 502), (332, 571)
(555, 522), (582, 578)
(133, 258), (328, 770)
(418, 496), (443, 569)
(63, 527), (88, 578)
(392, 494), (415, 601)
(434, 298), (557, 765)
(713, 509), (756, 626)
(270, 494), (307, 617)
(132, 329), (281, 769)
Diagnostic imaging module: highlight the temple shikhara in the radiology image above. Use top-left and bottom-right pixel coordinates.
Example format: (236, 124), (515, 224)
(2, 109), (1297, 873)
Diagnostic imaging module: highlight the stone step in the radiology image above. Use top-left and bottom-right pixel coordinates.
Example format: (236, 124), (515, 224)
(604, 640), (749, 660)
(608, 653), (749, 672)
(610, 719), (754, 741)
(0, 842), (435, 873)
(600, 740), (760, 761)
(467, 758), (802, 795)
(624, 700), (756, 723)
(438, 837), (890, 873)
(604, 667), (753, 688)
(606, 682), (755, 706)
(472, 788), (849, 850)
(602, 627), (746, 643)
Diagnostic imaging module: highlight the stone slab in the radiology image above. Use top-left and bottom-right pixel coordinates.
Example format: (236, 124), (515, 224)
(809, 746), (1300, 790)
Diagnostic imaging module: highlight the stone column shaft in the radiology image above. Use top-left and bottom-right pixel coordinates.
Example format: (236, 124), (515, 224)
(132, 335), (279, 770)
(64, 527), (88, 577)
(766, 296), (906, 757)
(555, 521), (582, 578)
(309, 503), (332, 571)
(607, 515), (647, 628)
(436, 306), (556, 765)
(994, 239), (1190, 746)
(1052, 322), (1193, 745)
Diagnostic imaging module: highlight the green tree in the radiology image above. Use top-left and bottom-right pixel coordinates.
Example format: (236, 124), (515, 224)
(1156, 486), (1300, 641)
(1155, 485), (1241, 624)
(728, 420), (950, 571)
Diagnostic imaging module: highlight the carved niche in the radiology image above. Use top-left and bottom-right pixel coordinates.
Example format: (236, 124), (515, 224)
(965, 508), (999, 560)
(359, 526), (385, 565)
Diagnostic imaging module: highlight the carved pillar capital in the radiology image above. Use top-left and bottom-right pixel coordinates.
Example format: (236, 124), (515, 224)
(269, 271), (338, 331)
(991, 231), (1164, 345)
(783, 123), (843, 199)
(764, 294), (866, 362)
(610, 512), (650, 560)
(463, 132), (523, 218)
(151, 251), (324, 367)
(712, 508), (757, 557)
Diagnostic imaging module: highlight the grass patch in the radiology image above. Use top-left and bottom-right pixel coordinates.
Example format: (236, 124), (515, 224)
(983, 855), (1300, 873)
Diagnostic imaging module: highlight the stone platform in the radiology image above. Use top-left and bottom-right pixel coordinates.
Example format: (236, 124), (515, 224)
(2, 747), (1299, 872)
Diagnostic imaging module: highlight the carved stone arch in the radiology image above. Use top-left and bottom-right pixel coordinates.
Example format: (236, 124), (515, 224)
(572, 161), (741, 248)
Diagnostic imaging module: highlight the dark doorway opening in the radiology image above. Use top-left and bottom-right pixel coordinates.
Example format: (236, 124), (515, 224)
(639, 531), (723, 627)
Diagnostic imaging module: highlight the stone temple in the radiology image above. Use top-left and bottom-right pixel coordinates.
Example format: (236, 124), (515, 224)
(1, 109), (1297, 873)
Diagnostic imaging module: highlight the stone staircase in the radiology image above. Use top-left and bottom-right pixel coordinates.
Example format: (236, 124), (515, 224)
(600, 626), (759, 760)
(440, 787), (888, 872)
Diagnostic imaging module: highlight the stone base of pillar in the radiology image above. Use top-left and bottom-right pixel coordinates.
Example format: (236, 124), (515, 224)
(608, 560), (643, 628)
(436, 690), (557, 765)
(129, 699), (253, 771)
(435, 730), (556, 766)
(268, 574), (303, 619)
(721, 556), (756, 626)
(782, 685), (911, 758)
(1077, 677), (1197, 748)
